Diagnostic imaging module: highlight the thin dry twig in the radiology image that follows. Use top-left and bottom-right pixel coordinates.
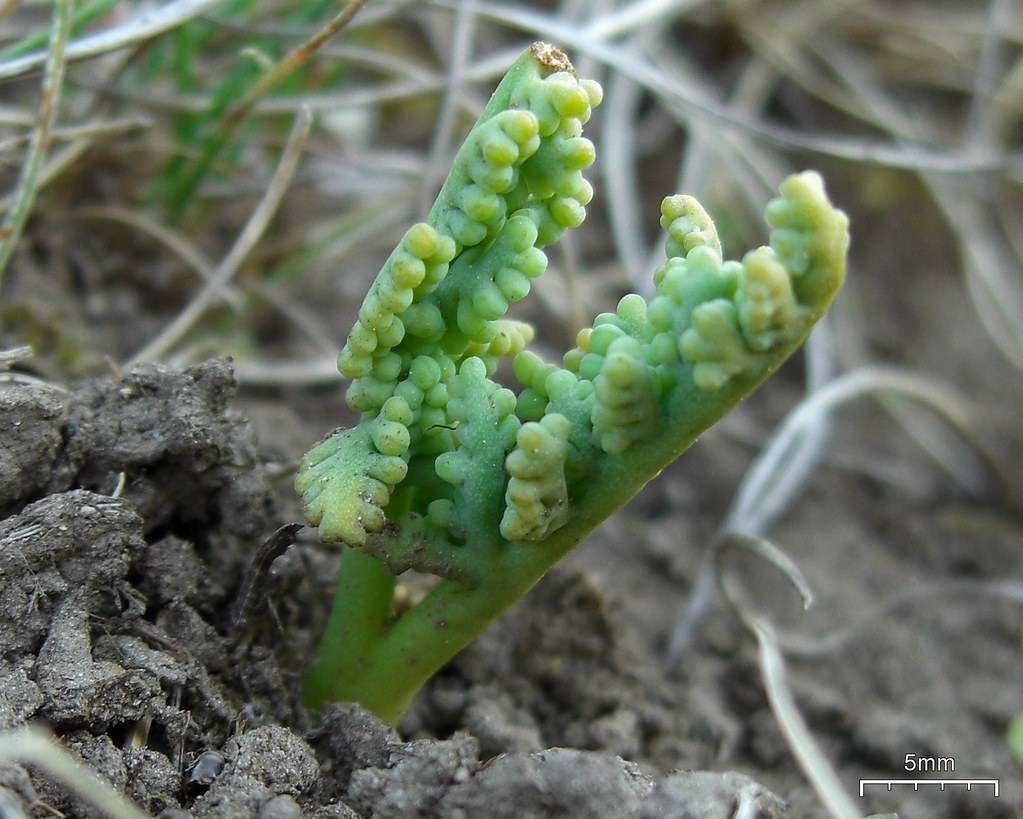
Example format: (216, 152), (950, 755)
(200, 0), (413, 38)
(0, 107), (36, 127)
(92, 46), (523, 116)
(735, 3), (874, 133)
(317, 43), (436, 83)
(127, 106), (314, 365)
(165, 0), (369, 214)
(963, 0), (1013, 149)
(0, 0), (73, 291)
(571, 0), (711, 41)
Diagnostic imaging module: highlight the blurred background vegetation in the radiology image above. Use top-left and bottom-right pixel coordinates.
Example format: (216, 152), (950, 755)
(0, 0), (1019, 391)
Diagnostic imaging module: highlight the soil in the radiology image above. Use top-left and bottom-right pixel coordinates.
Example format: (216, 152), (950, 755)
(0, 359), (789, 819)
(1, 306), (1021, 818)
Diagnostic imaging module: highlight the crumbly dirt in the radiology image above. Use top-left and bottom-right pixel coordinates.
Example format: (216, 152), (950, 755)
(0, 344), (1019, 818)
(0, 360), (797, 818)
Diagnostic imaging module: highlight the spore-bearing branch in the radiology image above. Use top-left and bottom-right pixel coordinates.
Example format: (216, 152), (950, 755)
(296, 42), (848, 723)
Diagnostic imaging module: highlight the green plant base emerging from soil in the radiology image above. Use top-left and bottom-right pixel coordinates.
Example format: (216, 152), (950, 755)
(296, 42), (849, 725)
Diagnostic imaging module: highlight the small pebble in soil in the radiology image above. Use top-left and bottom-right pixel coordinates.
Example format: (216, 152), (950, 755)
(186, 751), (226, 788)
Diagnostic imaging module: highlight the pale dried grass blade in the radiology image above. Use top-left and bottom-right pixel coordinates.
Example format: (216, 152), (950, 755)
(747, 619), (861, 819)
(715, 534), (860, 819)
(0, 115), (150, 154)
(127, 107), (313, 365)
(0, 725), (152, 819)
(233, 356), (341, 386)
(602, 64), (647, 287)
(724, 322), (837, 536)
(0, 0), (225, 81)
(0, 345), (32, 369)
(443, 0), (1021, 174)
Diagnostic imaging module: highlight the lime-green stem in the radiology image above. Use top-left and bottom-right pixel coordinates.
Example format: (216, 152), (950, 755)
(303, 548), (396, 709)
(304, 541), (555, 725)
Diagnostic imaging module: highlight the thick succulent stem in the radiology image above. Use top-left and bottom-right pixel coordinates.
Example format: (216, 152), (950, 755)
(303, 548), (395, 709)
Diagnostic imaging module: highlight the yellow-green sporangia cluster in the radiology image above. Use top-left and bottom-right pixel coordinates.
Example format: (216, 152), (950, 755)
(298, 42), (848, 724)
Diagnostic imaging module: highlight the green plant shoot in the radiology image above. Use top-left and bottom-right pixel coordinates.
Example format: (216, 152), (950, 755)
(296, 42), (849, 724)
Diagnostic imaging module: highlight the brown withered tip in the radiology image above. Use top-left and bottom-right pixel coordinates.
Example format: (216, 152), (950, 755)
(530, 41), (574, 74)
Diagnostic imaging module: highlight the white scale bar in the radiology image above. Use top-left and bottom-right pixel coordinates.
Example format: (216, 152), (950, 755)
(859, 779), (999, 798)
